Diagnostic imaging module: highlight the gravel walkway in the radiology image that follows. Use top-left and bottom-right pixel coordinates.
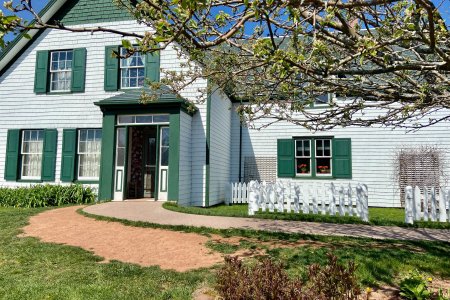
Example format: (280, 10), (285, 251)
(84, 201), (450, 242)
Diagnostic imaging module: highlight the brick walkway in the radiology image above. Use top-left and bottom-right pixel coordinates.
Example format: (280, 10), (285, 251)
(83, 201), (450, 242)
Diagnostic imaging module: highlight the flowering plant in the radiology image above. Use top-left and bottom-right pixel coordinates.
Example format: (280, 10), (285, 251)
(297, 164), (308, 173)
(318, 166), (330, 173)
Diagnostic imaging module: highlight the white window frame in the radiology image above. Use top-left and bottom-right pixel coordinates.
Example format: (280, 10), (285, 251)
(21, 130), (44, 180)
(119, 47), (145, 89)
(77, 129), (102, 181)
(117, 114), (170, 125)
(295, 139), (312, 176)
(315, 139), (332, 176)
(50, 50), (73, 92)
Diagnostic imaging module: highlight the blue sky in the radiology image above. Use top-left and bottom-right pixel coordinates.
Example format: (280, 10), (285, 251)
(2, 0), (450, 43)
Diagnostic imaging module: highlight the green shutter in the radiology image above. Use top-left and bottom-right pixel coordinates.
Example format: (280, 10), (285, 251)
(104, 46), (119, 91)
(333, 138), (352, 179)
(34, 50), (49, 94)
(145, 51), (160, 82)
(60, 129), (77, 182)
(4, 129), (20, 181)
(71, 48), (87, 92)
(41, 129), (58, 181)
(277, 139), (295, 178)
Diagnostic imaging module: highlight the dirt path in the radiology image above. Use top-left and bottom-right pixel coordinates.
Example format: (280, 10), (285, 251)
(20, 206), (223, 272)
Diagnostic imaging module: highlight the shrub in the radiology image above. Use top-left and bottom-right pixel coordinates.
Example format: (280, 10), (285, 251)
(0, 184), (96, 208)
(216, 253), (360, 300)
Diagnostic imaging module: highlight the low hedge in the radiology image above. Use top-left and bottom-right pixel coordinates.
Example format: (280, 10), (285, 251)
(0, 184), (96, 208)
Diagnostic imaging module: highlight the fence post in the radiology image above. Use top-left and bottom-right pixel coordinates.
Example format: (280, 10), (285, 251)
(439, 188), (447, 222)
(431, 187), (437, 222)
(405, 186), (414, 225)
(268, 183), (275, 212)
(312, 183), (318, 214)
(248, 181), (259, 216)
(447, 189), (450, 223)
(338, 185), (345, 216)
(423, 187), (429, 221)
(347, 183), (353, 217)
(303, 185), (310, 214)
(294, 184), (301, 214)
(413, 186), (422, 221)
(320, 183), (326, 215)
(329, 183), (336, 215)
(361, 184), (369, 222)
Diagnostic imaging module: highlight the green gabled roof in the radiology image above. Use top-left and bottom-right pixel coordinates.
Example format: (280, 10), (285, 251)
(0, 0), (134, 76)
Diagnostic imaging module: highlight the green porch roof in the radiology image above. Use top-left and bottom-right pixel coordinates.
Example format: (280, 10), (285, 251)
(94, 86), (197, 114)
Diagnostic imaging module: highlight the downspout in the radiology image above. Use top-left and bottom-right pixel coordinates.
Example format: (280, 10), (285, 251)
(238, 99), (243, 182)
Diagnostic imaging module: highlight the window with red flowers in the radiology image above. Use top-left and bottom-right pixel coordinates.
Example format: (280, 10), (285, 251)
(295, 138), (333, 177)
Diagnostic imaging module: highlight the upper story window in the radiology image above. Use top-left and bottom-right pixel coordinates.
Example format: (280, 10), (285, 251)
(50, 50), (73, 92)
(120, 47), (145, 89)
(21, 130), (44, 180)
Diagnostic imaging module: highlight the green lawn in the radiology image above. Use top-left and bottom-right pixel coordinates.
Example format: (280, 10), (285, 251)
(0, 207), (212, 300)
(163, 202), (450, 229)
(1, 206), (449, 299)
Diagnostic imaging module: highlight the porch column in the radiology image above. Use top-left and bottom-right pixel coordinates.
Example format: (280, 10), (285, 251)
(167, 112), (180, 201)
(98, 113), (116, 201)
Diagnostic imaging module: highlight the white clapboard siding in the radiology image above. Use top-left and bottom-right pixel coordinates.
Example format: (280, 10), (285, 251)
(231, 104), (450, 208)
(404, 186), (450, 224)
(229, 181), (369, 222)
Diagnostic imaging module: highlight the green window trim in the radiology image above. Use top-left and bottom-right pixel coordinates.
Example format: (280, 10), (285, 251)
(277, 137), (352, 179)
(41, 129), (58, 181)
(5, 129), (57, 182)
(34, 50), (49, 94)
(4, 129), (21, 181)
(60, 128), (103, 182)
(34, 48), (87, 94)
(104, 45), (160, 92)
(60, 129), (77, 182)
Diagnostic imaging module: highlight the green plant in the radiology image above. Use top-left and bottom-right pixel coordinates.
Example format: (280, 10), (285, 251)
(307, 253), (361, 300)
(399, 270), (432, 300)
(216, 256), (305, 300)
(216, 254), (360, 300)
(0, 184), (96, 208)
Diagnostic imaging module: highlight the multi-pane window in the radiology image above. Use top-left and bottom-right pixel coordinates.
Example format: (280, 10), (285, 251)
(21, 130), (44, 179)
(295, 140), (311, 175)
(78, 129), (102, 180)
(50, 50), (73, 92)
(315, 139), (332, 175)
(295, 138), (332, 177)
(120, 47), (145, 88)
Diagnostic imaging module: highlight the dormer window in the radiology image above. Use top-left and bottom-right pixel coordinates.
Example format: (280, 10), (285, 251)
(50, 50), (73, 92)
(120, 47), (145, 89)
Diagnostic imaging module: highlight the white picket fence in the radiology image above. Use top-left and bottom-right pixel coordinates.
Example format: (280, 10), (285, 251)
(228, 181), (369, 222)
(404, 186), (450, 224)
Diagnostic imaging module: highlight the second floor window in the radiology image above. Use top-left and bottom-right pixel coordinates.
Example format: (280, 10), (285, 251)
(120, 47), (145, 89)
(50, 50), (73, 92)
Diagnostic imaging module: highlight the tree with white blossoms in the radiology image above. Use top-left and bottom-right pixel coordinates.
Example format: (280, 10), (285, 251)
(1, 0), (450, 130)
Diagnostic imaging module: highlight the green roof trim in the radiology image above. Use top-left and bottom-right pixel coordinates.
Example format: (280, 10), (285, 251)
(94, 86), (196, 113)
(0, 0), (134, 77)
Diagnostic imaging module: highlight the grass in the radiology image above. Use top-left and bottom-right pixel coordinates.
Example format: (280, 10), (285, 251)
(163, 202), (450, 229)
(80, 207), (450, 287)
(0, 206), (449, 299)
(0, 207), (213, 300)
